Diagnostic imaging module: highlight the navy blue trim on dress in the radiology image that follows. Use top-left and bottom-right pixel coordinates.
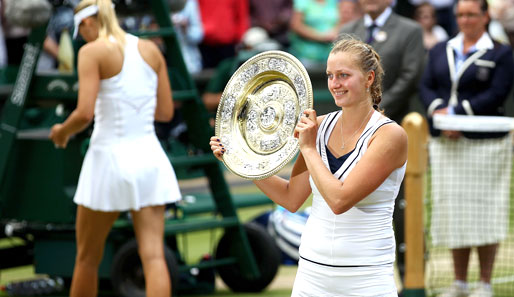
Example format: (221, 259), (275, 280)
(299, 255), (393, 268)
(336, 120), (393, 180)
(335, 123), (375, 179)
(317, 112), (338, 155)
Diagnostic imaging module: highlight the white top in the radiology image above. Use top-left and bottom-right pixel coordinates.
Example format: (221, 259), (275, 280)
(73, 34), (182, 211)
(408, 0), (454, 9)
(299, 110), (406, 266)
(364, 6), (392, 28)
(91, 34), (158, 145)
(448, 32), (494, 75)
(432, 25), (449, 42)
(364, 6), (392, 38)
(171, 0), (203, 74)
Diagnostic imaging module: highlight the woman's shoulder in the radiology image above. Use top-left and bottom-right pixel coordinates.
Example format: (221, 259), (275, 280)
(137, 37), (161, 54)
(316, 113), (327, 123)
(432, 25), (449, 41)
(137, 38), (163, 72)
(370, 118), (408, 165)
(76, 42), (104, 68)
(78, 38), (116, 59)
(374, 117), (407, 146)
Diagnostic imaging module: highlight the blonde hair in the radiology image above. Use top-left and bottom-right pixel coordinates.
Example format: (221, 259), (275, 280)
(330, 34), (384, 109)
(75, 0), (126, 52)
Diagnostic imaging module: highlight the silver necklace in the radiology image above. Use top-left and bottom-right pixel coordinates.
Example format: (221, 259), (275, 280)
(340, 109), (373, 149)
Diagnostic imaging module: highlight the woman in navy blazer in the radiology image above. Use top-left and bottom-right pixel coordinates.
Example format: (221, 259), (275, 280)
(420, 5), (513, 139)
(420, 0), (514, 296)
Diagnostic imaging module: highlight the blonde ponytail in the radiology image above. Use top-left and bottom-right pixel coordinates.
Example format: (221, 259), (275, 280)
(75, 0), (126, 52)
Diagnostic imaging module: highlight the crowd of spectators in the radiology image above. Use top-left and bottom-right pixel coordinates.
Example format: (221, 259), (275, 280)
(189, 0), (510, 70)
(1, 0), (512, 82)
(176, 0), (512, 123)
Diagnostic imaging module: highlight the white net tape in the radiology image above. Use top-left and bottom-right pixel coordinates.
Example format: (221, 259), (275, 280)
(433, 114), (514, 132)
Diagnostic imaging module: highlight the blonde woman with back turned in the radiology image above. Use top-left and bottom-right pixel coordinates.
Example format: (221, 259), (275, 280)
(49, 0), (182, 296)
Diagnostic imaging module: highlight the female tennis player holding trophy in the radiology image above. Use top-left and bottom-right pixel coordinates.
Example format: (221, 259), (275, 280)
(211, 35), (407, 296)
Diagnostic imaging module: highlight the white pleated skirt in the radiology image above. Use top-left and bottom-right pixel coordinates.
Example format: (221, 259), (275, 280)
(74, 135), (181, 212)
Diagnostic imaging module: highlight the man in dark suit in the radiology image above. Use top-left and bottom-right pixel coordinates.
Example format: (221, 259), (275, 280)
(339, 0), (425, 282)
(340, 0), (425, 124)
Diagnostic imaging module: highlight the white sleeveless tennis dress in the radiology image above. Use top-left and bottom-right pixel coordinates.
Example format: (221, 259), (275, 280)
(292, 110), (406, 297)
(73, 34), (182, 211)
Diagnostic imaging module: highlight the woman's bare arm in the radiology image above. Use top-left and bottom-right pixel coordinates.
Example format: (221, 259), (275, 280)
(303, 123), (407, 214)
(50, 44), (101, 147)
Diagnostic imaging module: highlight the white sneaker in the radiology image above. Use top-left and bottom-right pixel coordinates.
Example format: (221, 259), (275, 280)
(469, 283), (493, 297)
(439, 282), (469, 297)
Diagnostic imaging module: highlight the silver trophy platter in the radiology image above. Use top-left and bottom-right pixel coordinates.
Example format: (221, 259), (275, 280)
(215, 50), (313, 180)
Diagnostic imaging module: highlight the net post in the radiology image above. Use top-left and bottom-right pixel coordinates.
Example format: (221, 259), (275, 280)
(401, 112), (428, 297)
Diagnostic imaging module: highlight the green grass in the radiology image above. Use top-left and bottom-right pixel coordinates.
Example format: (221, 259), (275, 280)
(194, 290), (292, 297)
(0, 265), (295, 297)
(175, 204), (274, 264)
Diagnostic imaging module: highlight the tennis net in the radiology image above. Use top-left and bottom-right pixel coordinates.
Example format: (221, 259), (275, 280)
(424, 114), (514, 296)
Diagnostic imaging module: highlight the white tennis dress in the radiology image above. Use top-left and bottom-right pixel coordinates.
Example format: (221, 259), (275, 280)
(292, 110), (405, 297)
(73, 34), (182, 211)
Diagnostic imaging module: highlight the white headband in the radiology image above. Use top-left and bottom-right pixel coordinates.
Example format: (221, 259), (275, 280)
(73, 5), (99, 39)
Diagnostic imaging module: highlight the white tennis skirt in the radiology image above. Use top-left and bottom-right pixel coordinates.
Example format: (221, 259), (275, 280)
(429, 134), (512, 248)
(74, 136), (182, 212)
(291, 258), (397, 297)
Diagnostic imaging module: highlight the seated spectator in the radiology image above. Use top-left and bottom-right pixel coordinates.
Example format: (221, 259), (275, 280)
(171, 0), (204, 75)
(339, 0), (362, 25)
(202, 27), (280, 115)
(198, 0), (249, 69)
(0, 1), (6, 68)
(409, 0), (458, 36)
(489, 0), (514, 45)
(2, 21), (29, 66)
(37, 4), (76, 73)
(414, 2), (448, 50)
(249, 0), (293, 48)
(288, 0), (340, 68)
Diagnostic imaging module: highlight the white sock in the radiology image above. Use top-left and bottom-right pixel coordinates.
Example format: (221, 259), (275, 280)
(455, 280), (468, 290)
(479, 281), (492, 291)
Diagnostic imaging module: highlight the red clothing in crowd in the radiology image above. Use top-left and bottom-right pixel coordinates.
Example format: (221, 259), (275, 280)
(198, 0), (249, 45)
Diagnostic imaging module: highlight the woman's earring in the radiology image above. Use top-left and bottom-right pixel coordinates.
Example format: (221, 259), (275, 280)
(366, 87), (370, 92)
